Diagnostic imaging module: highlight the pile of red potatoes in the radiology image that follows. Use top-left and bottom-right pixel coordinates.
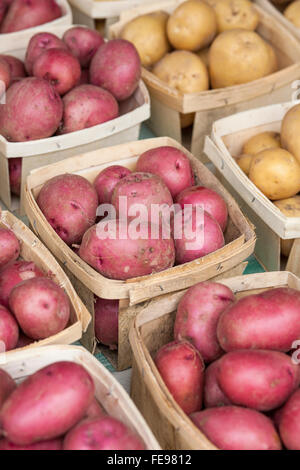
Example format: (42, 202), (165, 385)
(36, 145), (229, 350)
(0, 226), (72, 351)
(154, 281), (300, 450)
(0, 0), (62, 34)
(0, 25), (141, 196)
(0, 361), (145, 450)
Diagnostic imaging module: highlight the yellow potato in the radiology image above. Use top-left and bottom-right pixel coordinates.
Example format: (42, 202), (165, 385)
(284, 1), (300, 27)
(167, 0), (217, 51)
(150, 11), (170, 25)
(249, 148), (300, 200)
(153, 50), (209, 94)
(242, 131), (281, 155)
(236, 154), (254, 175)
(281, 104), (300, 165)
(120, 12), (170, 67)
(209, 29), (278, 88)
(197, 47), (210, 66)
(274, 196), (300, 257)
(210, 0), (259, 33)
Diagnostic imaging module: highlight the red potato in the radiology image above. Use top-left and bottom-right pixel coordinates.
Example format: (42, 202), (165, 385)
(63, 26), (104, 68)
(25, 32), (67, 75)
(0, 55), (25, 80)
(95, 297), (118, 350)
(79, 220), (175, 280)
(0, 260), (44, 307)
(1, 0), (62, 34)
(277, 389), (300, 450)
(0, 361), (95, 445)
(218, 350), (300, 411)
(174, 208), (225, 264)
(0, 437), (62, 450)
(176, 186), (228, 232)
(9, 277), (70, 340)
(0, 0), (8, 24)
(111, 172), (173, 219)
(0, 57), (10, 93)
(94, 165), (132, 204)
(59, 85), (119, 135)
(0, 77), (63, 142)
(33, 48), (81, 96)
(85, 398), (105, 420)
(90, 39), (141, 101)
(0, 228), (20, 270)
(136, 146), (194, 198)
(174, 281), (234, 362)
(190, 406), (282, 450)
(154, 340), (204, 414)
(37, 174), (98, 246)
(63, 416), (145, 450)
(0, 369), (16, 409)
(204, 360), (231, 408)
(8, 157), (22, 196)
(217, 287), (300, 353)
(0, 305), (19, 351)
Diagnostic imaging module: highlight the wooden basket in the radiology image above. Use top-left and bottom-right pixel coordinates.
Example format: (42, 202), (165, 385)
(0, 210), (91, 358)
(256, 0), (300, 40)
(24, 137), (255, 370)
(204, 100), (300, 276)
(0, 344), (160, 450)
(129, 270), (300, 450)
(110, 1), (300, 160)
(0, 24), (150, 214)
(0, 0), (72, 51)
(69, 0), (153, 33)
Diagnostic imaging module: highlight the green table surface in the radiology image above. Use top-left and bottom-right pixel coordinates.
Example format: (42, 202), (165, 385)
(1, 124), (265, 376)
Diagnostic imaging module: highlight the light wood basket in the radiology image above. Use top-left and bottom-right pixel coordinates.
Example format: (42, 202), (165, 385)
(0, 210), (91, 357)
(24, 137), (255, 370)
(0, 0), (72, 51)
(129, 271), (300, 450)
(256, 0), (300, 41)
(204, 100), (300, 275)
(0, 24), (150, 214)
(110, 1), (300, 160)
(0, 344), (160, 450)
